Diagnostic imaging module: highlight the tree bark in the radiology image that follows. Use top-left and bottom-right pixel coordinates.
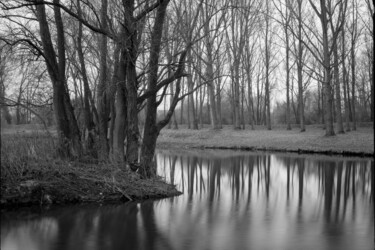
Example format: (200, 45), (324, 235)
(0, 82), (11, 124)
(246, 61), (255, 130)
(285, 8), (292, 131)
(112, 47), (127, 163)
(334, 42), (344, 133)
(187, 52), (198, 129)
(320, 0), (335, 136)
(139, 0), (171, 178)
(35, 0), (82, 157)
(97, 0), (109, 160)
(350, 41), (357, 130)
(342, 25), (351, 131)
(76, 0), (95, 152)
(265, 1), (271, 130)
(216, 79), (223, 128)
(297, 0), (305, 132)
(123, 0), (140, 168)
(204, 13), (219, 129)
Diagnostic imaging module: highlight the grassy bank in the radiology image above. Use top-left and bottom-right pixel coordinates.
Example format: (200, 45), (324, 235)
(1, 123), (373, 208)
(157, 124), (374, 157)
(1, 132), (180, 208)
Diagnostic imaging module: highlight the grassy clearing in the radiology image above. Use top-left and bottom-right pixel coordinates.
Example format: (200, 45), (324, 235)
(157, 124), (374, 156)
(1, 131), (180, 208)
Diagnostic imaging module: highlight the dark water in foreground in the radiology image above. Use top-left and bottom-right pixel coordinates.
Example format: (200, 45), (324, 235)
(1, 150), (374, 250)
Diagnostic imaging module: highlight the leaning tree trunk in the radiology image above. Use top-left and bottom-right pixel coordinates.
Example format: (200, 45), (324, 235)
(77, 0), (95, 152)
(139, 0), (171, 178)
(36, 0), (82, 158)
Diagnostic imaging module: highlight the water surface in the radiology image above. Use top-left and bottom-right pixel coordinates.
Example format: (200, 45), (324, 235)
(1, 150), (374, 250)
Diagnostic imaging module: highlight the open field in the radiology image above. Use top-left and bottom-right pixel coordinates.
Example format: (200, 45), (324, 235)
(157, 124), (374, 156)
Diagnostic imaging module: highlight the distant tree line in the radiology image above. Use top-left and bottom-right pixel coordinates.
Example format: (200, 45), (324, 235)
(0, 0), (373, 178)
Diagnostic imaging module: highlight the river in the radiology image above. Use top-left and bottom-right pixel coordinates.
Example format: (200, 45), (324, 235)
(1, 149), (374, 250)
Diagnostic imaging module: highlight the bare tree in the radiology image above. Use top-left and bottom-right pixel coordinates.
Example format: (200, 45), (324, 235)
(347, 0), (361, 130)
(307, 0), (347, 136)
(34, 0), (82, 156)
(264, 0), (272, 130)
(328, 0), (347, 133)
(273, 0), (293, 130)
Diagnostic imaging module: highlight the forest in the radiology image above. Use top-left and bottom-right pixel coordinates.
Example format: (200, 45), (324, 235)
(0, 0), (373, 178)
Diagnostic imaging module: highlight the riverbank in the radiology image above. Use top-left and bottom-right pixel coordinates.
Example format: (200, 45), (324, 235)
(1, 133), (180, 209)
(1, 123), (373, 208)
(157, 125), (374, 157)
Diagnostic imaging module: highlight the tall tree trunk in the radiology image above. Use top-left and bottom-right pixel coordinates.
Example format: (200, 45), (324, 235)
(321, 77), (326, 127)
(334, 42), (344, 133)
(123, 0), (140, 168)
(285, 14), (291, 131)
(76, 0), (95, 153)
(265, 2), (271, 130)
(140, 0), (171, 178)
(36, 0), (82, 158)
(370, 58), (374, 122)
(241, 76), (245, 129)
(246, 65), (255, 130)
(256, 72), (260, 125)
(320, 0), (335, 136)
(349, 2), (358, 130)
(350, 42), (357, 130)
(216, 80), (223, 128)
(112, 48), (127, 163)
(187, 87), (191, 128)
(199, 83), (204, 128)
(297, 0), (305, 132)
(342, 27), (351, 131)
(233, 61), (241, 129)
(16, 89), (22, 124)
(180, 95), (184, 125)
(371, 7), (374, 122)
(97, 0), (109, 160)
(204, 18), (219, 129)
(188, 52), (198, 129)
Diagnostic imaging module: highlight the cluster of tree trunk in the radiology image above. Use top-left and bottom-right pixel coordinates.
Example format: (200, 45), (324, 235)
(0, 0), (373, 179)
(1, 0), (199, 178)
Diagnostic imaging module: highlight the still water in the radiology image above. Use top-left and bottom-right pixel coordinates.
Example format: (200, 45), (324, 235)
(1, 150), (374, 250)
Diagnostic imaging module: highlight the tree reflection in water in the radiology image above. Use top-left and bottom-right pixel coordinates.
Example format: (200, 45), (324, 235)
(1, 150), (373, 250)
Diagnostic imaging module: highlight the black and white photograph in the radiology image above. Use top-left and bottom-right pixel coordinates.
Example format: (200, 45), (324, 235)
(0, 0), (374, 249)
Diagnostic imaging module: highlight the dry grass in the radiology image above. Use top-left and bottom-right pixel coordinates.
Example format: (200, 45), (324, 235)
(158, 124), (374, 156)
(1, 132), (180, 208)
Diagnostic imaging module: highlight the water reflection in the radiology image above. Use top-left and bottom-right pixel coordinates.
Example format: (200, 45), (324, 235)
(1, 150), (373, 250)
